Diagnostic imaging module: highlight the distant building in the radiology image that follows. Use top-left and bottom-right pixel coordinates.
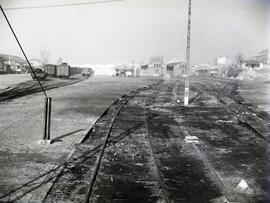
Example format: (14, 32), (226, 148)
(0, 54), (27, 73)
(217, 57), (227, 65)
(115, 63), (136, 77)
(209, 66), (219, 77)
(255, 49), (270, 64)
(242, 59), (261, 69)
(194, 64), (211, 76)
(165, 61), (186, 77)
(214, 56), (235, 78)
(216, 56), (232, 65)
(140, 56), (164, 77)
(0, 58), (5, 74)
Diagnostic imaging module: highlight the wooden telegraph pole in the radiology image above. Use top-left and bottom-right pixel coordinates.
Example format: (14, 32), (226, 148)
(184, 0), (192, 105)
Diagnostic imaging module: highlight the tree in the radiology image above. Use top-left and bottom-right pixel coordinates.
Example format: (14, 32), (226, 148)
(39, 49), (50, 65)
(235, 54), (243, 67)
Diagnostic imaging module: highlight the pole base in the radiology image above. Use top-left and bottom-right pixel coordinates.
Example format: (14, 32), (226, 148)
(38, 139), (52, 145)
(184, 96), (189, 105)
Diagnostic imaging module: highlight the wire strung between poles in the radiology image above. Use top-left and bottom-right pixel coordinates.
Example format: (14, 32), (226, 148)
(1, 0), (125, 11)
(0, 4), (48, 98)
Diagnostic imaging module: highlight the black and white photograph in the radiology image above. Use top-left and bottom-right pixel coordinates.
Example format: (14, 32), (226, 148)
(0, 0), (269, 202)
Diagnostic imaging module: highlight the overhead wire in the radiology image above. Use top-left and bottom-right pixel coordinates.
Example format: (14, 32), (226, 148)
(0, 0), (125, 97)
(2, 0), (125, 11)
(0, 4), (48, 98)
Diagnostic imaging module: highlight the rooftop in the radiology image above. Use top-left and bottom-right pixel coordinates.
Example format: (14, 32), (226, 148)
(0, 54), (26, 65)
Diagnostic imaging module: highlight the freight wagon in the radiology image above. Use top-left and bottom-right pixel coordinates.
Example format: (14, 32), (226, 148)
(56, 63), (70, 78)
(44, 64), (56, 77)
(70, 66), (82, 76)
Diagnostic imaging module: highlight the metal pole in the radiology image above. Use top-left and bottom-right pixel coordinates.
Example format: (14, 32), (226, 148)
(47, 97), (52, 140)
(43, 97), (52, 142)
(184, 0), (192, 106)
(43, 98), (48, 140)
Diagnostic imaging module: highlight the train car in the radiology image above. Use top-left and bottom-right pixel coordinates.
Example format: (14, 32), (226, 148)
(70, 66), (82, 76)
(56, 63), (70, 78)
(44, 64), (56, 77)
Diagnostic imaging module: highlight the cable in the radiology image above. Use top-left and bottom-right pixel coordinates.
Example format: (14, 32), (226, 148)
(2, 0), (125, 11)
(0, 4), (48, 98)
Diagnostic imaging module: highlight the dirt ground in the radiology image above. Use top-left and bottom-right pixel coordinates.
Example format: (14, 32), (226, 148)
(44, 77), (270, 202)
(238, 80), (270, 114)
(0, 76), (269, 202)
(0, 74), (32, 90)
(0, 76), (160, 203)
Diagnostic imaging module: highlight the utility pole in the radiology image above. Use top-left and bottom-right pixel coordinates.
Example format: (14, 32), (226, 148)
(184, 0), (192, 105)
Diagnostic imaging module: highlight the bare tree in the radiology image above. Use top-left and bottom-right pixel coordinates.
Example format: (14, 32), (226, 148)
(39, 49), (50, 65)
(235, 54), (243, 67)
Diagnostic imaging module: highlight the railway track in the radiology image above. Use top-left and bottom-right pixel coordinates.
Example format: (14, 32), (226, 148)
(192, 77), (270, 142)
(194, 76), (270, 123)
(83, 84), (170, 202)
(43, 78), (269, 202)
(44, 82), (172, 202)
(44, 80), (222, 202)
(83, 86), (171, 202)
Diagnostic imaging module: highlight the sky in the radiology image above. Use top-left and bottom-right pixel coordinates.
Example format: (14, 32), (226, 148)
(0, 0), (269, 65)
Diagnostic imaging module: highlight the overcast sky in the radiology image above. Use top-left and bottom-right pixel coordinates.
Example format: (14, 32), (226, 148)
(0, 0), (269, 65)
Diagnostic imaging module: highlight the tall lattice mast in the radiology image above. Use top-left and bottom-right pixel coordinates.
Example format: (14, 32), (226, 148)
(184, 0), (192, 105)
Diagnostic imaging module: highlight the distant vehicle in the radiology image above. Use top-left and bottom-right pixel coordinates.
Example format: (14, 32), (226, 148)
(31, 68), (48, 80)
(81, 68), (93, 78)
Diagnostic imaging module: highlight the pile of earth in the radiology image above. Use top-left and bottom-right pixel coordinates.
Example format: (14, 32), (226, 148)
(235, 68), (261, 80)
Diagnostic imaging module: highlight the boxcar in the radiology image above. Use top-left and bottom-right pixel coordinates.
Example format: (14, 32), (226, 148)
(56, 63), (70, 78)
(70, 66), (82, 76)
(44, 64), (56, 77)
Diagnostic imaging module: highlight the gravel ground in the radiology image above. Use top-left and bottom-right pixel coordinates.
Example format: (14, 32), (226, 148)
(0, 76), (160, 203)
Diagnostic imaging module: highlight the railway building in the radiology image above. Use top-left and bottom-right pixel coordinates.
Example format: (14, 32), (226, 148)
(242, 59), (261, 69)
(165, 61), (186, 77)
(194, 64), (211, 76)
(140, 55), (165, 77)
(0, 54), (26, 74)
(115, 63), (136, 77)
